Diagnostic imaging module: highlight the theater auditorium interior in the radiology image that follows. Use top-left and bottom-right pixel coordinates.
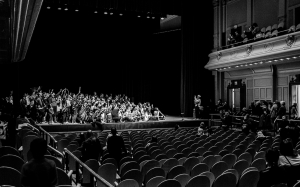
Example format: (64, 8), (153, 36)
(1, 0), (300, 187)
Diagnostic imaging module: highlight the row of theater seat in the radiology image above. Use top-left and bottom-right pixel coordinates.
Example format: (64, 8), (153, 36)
(67, 128), (269, 187)
(225, 22), (300, 49)
(0, 122), (74, 187)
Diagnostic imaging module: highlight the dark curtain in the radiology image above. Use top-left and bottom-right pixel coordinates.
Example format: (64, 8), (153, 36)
(180, 1), (214, 117)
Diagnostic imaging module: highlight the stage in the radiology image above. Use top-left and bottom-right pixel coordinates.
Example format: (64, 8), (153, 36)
(38, 116), (208, 133)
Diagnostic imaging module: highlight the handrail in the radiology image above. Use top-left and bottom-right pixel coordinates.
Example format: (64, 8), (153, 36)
(64, 148), (114, 187)
(47, 144), (65, 167)
(47, 145), (64, 157)
(40, 126), (57, 143)
(218, 28), (296, 51)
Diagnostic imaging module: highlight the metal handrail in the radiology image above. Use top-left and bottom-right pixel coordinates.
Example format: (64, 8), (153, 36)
(40, 126), (58, 148)
(64, 148), (114, 187)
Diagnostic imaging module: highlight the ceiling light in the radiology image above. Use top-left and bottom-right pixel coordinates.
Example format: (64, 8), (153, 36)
(293, 56), (297, 59)
(47, 6), (50, 9)
(245, 64), (248, 66)
(260, 61), (263, 64)
(110, 12), (113, 15)
(286, 58), (290, 60)
(161, 17), (164, 20)
(228, 67), (231, 69)
(249, 64), (253, 66)
(58, 7), (61, 10)
(215, 69), (218, 71)
(223, 68), (227, 69)
(152, 16), (155, 19)
(254, 62), (258, 65)
(240, 65), (244, 67)
(119, 13), (123, 16)
(137, 15), (141, 18)
(274, 60), (278, 62)
(75, 9), (79, 12)
(147, 16), (150, 19)
(280, 59), (284, 61)
(64, 8), (68, 11)
(94, 10), (98, 13)
(236, 66), (239, 68)
(104, 11), (108, 14)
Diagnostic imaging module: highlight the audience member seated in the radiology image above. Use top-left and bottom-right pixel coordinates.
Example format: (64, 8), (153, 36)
(257, 149), (287, 187)
(251, 23), (260, 37)
(221, 111), (231, 130)
(278, 116), (299, 144)
(279, 138), (300, 186)
(107, 128), (127, 167)
(79, 130), (103, 162)
(242, 114), (256, 134)
(21, 138), (58, 187)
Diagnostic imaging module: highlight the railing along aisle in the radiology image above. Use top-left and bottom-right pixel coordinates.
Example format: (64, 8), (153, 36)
(64, 148), (114, 187)
(39, 126), (58, 149)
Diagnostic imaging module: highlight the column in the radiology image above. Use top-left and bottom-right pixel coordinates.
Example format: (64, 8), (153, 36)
(213, 0), (219, 50)
(278, 0), (286, 23)
(247, 0), (253, 26)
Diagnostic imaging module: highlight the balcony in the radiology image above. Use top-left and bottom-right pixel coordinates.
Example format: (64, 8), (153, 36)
(205, 30), (300, 72)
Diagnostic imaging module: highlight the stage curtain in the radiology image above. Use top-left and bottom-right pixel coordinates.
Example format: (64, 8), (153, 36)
(180, 1), (214, 117)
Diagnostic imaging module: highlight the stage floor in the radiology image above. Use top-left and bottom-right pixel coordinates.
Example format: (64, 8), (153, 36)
(38, 116), (208, 133)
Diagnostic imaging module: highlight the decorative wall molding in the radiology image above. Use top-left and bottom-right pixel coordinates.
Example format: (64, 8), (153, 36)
(205, 31), (300, 71)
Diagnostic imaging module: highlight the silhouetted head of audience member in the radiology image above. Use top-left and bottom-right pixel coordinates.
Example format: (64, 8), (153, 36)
(265, 149), (280, 167)
(174, 124), (180, 131)
(111, 127), (117, 136)
(86, 130), (93, 139)
(280, 138), (296, 157)
(30, 138), (47, 160)
(151, 136), (158, 143)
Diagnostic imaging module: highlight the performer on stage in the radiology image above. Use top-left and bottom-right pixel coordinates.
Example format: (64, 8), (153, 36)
(194, 95), (201, 119)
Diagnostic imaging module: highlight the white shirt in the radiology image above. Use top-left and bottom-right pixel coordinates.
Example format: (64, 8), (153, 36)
(278, 155), (300, 166)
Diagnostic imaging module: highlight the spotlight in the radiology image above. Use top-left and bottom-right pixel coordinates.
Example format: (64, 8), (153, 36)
(249, 64), (253, 66)
(110, 12), (113, 15)
(260, 61), (263, 64)
(254, 62), (258, 65)
(161, 17), (164, 20)
(152, 16), (155, 19)
(64, 8), (68, 11)
(58, 7), (61, 10)
(235, 66), (239, 68)
(137, 15), (141, 18)
(147, 16), (150, 19)
(94, 10), (98, 13)
(119, 13), (123, 16)
(75, 9), (79, 12)
(286, 57), (290, 60)
(47, 6), (51, 9)
(104, 11), (108, 15)
(280, 59), (284, 61)
(293, 56), (297, 59)
(274, 60), (278, 62)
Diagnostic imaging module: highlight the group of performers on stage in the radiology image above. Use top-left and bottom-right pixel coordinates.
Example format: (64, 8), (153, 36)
(0, 87), (165, 124)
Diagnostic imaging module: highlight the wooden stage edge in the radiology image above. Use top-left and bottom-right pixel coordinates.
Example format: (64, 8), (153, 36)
(38, 116), (209, 133)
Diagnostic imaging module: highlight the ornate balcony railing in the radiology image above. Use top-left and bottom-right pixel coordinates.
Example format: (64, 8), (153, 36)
(205, 31), (300, 71)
